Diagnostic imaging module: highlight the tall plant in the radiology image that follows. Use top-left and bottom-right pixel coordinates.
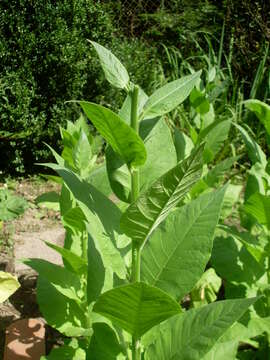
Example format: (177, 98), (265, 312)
(24, 42), (257, 359)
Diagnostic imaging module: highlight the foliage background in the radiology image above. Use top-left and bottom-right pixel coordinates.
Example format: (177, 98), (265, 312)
(0, 0), (269, 174)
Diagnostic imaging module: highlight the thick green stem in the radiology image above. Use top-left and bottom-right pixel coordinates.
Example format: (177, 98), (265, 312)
(130, 84), (141, 360)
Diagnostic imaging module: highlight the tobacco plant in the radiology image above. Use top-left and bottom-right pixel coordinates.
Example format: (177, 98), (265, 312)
(210, 101), (270, 358)
(24, 42), (258, 359)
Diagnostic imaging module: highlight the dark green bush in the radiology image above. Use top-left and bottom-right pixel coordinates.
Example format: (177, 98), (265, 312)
(0, 0), (159, 174)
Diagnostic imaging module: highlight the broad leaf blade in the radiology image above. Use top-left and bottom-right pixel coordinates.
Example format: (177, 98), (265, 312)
(120, 145), (203, 247)
(145, 298), (257, 360)
(91, 41), (129, 89)
(141, 186), (226, 300)
(142, 71), (201, 119)
(0, 271), (20, 303)
(23, 259), (82, 301)
(37, 277), (88, 336)
(93, 282), (181, 338)
(80, 102), (146, 168)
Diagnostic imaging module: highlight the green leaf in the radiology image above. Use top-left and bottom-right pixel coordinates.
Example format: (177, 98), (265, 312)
(35, 191), (60, 211)
(0, 271), (20, 303)
(37, 277), (88, 336)
(44, 164), (127, 279)
(90, 41), (129, 89)
(141, 71), (201, 119)
(0, 189), (28, 221)
(88, 162), (112, 197)
(106, 118), (177, 202)
(244, 192), (270, 229)
(211, 235), (265, 292)
(72, 130), (92, 177)
(190, 88), (210, 115)
(45, 242), (87, 275)
(87, 323), (123, 360)
(120, 145), (203, 247)
(22, 259), (82, 301)
(145, 297), (257, 360)
(141, 186), (226, 300)
(79, 102), (146, 168)
(220, 184), (242, 220)
(93, 282), (181, 338)
(191, 268), (222, 308)
(173, 128), (194, 162)
(245, 99), (270, 136)
(203, 120), (231, 163)
(234, 123), (267, 167)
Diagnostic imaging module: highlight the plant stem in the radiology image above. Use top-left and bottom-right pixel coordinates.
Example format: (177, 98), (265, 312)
(130, 84), (141, 360)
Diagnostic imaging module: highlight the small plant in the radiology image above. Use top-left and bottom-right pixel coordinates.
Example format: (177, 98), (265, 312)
(24, 42), (257, 359)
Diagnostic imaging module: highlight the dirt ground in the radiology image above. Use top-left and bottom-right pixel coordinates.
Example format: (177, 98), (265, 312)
(0, 178), (65, 359)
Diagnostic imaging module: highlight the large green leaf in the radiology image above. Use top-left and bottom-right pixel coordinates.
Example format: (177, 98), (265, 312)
(0, 271), (20, 303)
(37, 277), (88, 337)
(120, 145), (203, 247)
(234, 123), (267, 167)
(44, 164), (127, 279)
(106, 118), (177, 202)
(79, 102), (146, 168)
(91, 41), (129, 89)
(93, 282), (181, 338)
(244, 192), (270, 229)
(145, 297), (257, 360)
(23, 259), (82, 301)
(141, 71), (201, 119)
(245, 99), (270, 136)
(141, 186), (226, 300)
(87, 323), (123, 360)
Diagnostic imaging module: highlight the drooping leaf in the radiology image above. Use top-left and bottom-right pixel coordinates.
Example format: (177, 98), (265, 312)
(244, 192), (270, 230)
(141, 186), (226, 300)
(141, 71), (201, 119)
(93, 282), (181, 338)
(45, 242), (87, 275)
(90, 41), (129, 89)
(44, 164), (127, 279)
(79, 102), (147, 168)
(0, 271), (20, 303)
(87, 323), (123, 360)
(245, 99), (270, 136)
(234, 123), (267, 167)
(120, 145), (203, 247)
(37, 277), (88, 337)
(145, 297), (257, 360)
(22, 259), (82, 301)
